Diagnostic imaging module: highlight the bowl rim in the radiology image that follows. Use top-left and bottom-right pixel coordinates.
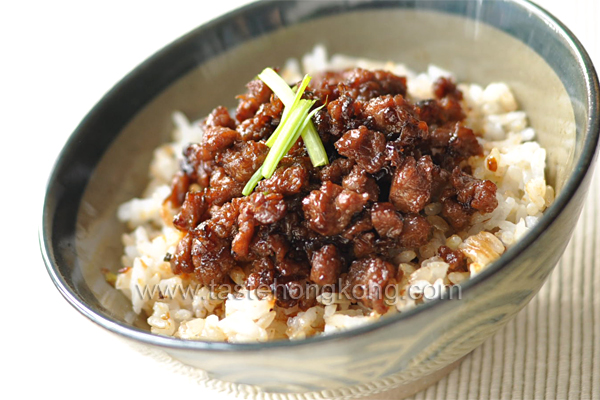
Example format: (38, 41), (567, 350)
(41, 0), (600, 352)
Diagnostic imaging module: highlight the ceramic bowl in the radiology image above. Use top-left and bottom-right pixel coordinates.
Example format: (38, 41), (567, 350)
(41, 0), (599, 398)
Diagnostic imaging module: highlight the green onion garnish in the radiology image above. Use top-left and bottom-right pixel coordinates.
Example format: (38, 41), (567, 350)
(264, 73), (312, 148)
(243, 166), (265, 196)
(283, 103), (326, 156)
(242, 68), (329, 196)
(258, 68), (329, 166)
(262, 99), (316, 178)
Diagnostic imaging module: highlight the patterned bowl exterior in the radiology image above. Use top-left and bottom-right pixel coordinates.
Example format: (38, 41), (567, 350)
(41, 0), (600, 397)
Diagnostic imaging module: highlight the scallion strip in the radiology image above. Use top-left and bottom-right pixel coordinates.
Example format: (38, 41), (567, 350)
(256, 70), (300, 150)
(262, 99), (316, 178)
(264, 73), (312, 147)
(242, 103), (324, 196)
(258, 68), (329, 166)
(243, 69), (330, 196)
(302, 125), (328, 166)
(242, 166), (264, 196)
(283, 104), (326, 155)
(258, 68), (295, 104)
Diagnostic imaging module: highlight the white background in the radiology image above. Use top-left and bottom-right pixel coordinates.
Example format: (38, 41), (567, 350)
(1, 1), (598, 399)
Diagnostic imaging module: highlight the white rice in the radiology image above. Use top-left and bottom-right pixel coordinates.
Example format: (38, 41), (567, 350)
(114, 45), (554, 342)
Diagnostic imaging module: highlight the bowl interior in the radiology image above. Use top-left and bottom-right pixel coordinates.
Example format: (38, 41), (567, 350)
(46, 2), (588, 340)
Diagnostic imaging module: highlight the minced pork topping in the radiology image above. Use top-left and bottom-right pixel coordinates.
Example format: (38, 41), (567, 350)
(166, 68), (498, 314)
